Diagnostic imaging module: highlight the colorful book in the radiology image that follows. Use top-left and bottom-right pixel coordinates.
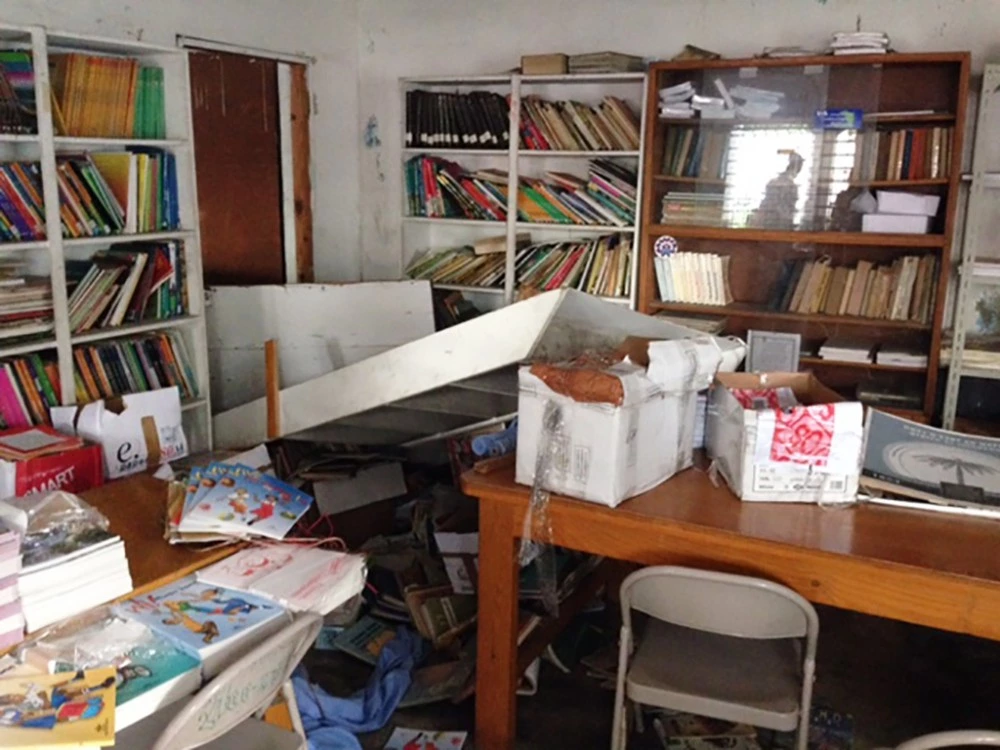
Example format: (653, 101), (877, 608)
(331, 616), (397, 666)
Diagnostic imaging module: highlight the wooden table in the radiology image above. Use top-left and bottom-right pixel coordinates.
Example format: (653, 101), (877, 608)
(461, 466), (1000, 750)
(82, 474), (236, 599)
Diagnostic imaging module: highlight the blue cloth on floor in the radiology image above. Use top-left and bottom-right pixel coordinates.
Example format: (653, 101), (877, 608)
(292, 626), (426, 750)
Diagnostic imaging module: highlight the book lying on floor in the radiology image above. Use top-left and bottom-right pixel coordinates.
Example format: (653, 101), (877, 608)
(114, 577), (288, 678)
(331, 615), (397, 666)
(195, 543), (367, 615)
(384, 727), (468, 750)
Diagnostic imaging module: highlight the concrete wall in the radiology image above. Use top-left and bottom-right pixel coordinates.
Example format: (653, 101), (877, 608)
(3, 0), (361, 282)
(356, 0), (1000, 280)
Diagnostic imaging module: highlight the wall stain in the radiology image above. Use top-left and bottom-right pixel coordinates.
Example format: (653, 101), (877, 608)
(375, 153), (385, 183)
(364, 115), (381, 149)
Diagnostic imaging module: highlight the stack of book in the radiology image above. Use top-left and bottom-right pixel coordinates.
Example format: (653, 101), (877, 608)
(852, 127), (953, 182)
(660, 191), (725, 225)
(405, 156), (507, 221)
(0, 275), (52, 330)
(12, 511), (132, 632)
(405, 89), (509, 149)
(0, 521), (22, 649)
(661, 127), (730, 180)
(60, 150), (180, 238)
(817, 338), (875, 364)
(50, 54), (165, 138)
(0, 354), (59, 427)
(66, 241), (186, 334)
(875, 347), (928, 368)
(173, 461), (314, 542)
(517, 234), (632, 297)
(659, 81), (695, 118)
(519, 159), (636, 226)
(567, 51), (644, 74)
(519, 95), (640, 151)
(0, 51), (35, 135)
(768, 255), (938, 324)
(406, 246), (507, 289)
(0, 161), (46, 242)
(830, 31), (890, 55)
(74, 332), (198, 404)
(653, 252), (732, 306)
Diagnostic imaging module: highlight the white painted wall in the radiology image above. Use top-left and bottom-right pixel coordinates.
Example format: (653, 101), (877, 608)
(3, 0), (361, 282)
(356, 0), (1000, 280)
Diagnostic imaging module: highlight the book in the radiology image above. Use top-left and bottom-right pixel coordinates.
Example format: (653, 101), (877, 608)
(384, 728), (468, 750)
(196, 543), (367, 615)
(73, 333), (196, 404)
(520, 95), (639, 151)
(398, 659), (476, 708)
(0, 667), (116, 746)
(0, 52), (36, 136)
(405, 155), (507, 221)
(653, 252), (730, 306)
(406, 89), (508, 149)
(331, 615), (396, 665)
(114, 577), (288, 678)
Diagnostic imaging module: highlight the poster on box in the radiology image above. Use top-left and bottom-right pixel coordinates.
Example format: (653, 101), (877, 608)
(51, 387), (187, 479)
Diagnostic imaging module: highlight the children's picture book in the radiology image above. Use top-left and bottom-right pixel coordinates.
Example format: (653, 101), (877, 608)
(332, 616), (397, 666)
(313, 625), (344, 651)
(384, 727), (468, 750)
(398, 659), (475, 708)
(114, 577), (287, 677)
(0, 666), (117, 747)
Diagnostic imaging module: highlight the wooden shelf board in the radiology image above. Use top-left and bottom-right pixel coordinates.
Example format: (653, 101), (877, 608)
(72, 315), (199, 345)
(653, 175), (726, 185)
(432, 283), (504, 295)
(871, 406), (929, 423)
(515, 222), (632, 233)
(866, 113), (957, 124)
(648, 301), (933, 330)
(181, 397), (209, 413)
(850, 179), (950, 188)
(800, 356), (927, 373)
(647, 224), (947, 248)
(0, 133), (38, 143)
(400, 74), (511, 86)
(63, 230), (196, 248)
(650, 52), (968, 71)
(403, 217), (503, 227)
(0, 336), (57, 358)
(0, 239), (48, 252)
(54, 136), (188, 148)
(520, 150), (640, 158)
(403, 148), (507, 157)
(520, 72), (645, 85)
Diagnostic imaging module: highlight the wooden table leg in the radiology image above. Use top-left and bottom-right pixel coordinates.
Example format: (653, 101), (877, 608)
(476, 498), (519, 750)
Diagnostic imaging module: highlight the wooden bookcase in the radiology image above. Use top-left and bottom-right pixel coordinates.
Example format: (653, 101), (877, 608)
(399, 72), (648, 309)
(0, 23), (212, 449)
(637, 52), (970, 419)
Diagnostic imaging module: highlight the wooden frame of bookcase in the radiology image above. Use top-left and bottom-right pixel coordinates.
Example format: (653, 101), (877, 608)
(398, 71), (649, 308)
(637, 52), (971, 420)
(0, 23), (212, 450)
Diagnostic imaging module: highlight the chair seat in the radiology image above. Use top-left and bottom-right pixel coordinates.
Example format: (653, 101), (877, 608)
(113, 702), (304, 750)
(625, 620), (802, 731)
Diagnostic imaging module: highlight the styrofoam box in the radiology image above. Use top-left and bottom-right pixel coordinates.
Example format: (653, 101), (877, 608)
(516, 336), (736, 507)
(862, 213), (932, 234)
(706, 372), (864, 503)
(875, 190), (941, 216)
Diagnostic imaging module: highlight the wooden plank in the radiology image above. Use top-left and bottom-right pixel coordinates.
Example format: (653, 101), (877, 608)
(290, 64), (314, 283)
(648, 225), (948, 248)
(265, 338), (280, 439)
(648, 52), (969, 72)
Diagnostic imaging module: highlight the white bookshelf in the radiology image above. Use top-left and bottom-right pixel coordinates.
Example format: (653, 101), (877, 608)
(0, 23), (212, 450)
(399, 71), (648, 308)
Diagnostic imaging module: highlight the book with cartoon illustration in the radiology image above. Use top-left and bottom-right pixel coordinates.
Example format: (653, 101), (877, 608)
(114, 577), (288, 678)
(0, 666), (116, 747)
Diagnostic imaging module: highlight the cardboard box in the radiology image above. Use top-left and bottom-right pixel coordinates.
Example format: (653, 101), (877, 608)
(313, 462), (407, 516)
(706, 372), (864, 503)
(516, 336), (730, 507)
(862, 213), (932, 234)
(875, 191), (941, 217)
(0, 443), (103, 499)
(521, 53), (568, 75)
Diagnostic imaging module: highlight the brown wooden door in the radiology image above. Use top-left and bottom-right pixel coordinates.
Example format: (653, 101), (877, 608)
(189, 50), (285, 285)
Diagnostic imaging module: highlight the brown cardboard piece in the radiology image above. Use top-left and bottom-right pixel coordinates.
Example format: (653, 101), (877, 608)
(713, 371), (845, 407)
(521, 53), (568, 75)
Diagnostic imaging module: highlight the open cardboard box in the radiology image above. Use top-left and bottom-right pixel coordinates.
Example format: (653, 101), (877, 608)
(706, 372), (864, 503)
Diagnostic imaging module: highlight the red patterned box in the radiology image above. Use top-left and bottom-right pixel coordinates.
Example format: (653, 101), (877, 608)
(0, 443), (105, 498)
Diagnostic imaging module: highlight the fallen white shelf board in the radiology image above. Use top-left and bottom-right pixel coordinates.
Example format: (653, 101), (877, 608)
(212, 289), (742, 448)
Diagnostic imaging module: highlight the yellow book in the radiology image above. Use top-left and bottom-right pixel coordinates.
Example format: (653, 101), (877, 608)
(136, 153), (149, 233)
(90, 152), (136, 233)
(0, 667), (116, 747)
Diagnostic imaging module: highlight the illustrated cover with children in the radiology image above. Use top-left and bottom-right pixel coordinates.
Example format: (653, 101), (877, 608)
(114, 577), (285, 659)
(0, 666), (116, 747)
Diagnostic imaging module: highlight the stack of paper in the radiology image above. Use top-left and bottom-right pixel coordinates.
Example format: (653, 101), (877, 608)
(568, 51), (644, 74)
(876, 347), (928, 368)
(818, 337), (874, 363)
(196, 543), (367, 616)
(0, 520), (22, 649)
(729, 84), (783, 120)
(831, 31), (890, 55)
(659, 81), (695, 118)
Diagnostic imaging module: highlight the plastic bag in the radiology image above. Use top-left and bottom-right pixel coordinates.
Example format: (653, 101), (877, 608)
(0, 490), (111, 569)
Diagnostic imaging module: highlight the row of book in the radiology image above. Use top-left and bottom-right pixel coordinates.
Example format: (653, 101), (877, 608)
(653, 252), (733, 306)
(518, 235), (632, 297)
(66, 241), (186, 334)
(73, 333), (198, 405)
(0, 52), (35, 135)
(0, 150), (179, 242)
(519, 160), (636, 226)
(519, 95), (640, 151)
(769, 255), (938, 323)
(0, 268), (52, 329)
(852, 127), (954, 182)
(407, 245), (507, 288)
(405, 155), (506, 221)
(660, 191), (725, 225)
(0, 354), (59, 428)
(405, 89), (510, 149)
(661, 127), (731, 180)
(51, 53), (166, 139)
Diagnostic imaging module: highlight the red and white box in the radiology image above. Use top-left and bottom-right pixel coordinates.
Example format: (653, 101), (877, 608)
(0, 426), (104, 499)
(706, 372), (864, 503)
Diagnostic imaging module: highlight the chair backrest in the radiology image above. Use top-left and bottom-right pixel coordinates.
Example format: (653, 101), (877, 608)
(151, 612), (323, 750)
(620, 566), (818, 646)
(896, 732), (1000, 750)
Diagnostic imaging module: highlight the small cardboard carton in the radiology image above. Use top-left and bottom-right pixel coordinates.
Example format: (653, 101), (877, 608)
(0, 444), (103, 499)
(516, 336), (726, 507)
(706, 372), (864, 503)
(521, 53), (568, 75)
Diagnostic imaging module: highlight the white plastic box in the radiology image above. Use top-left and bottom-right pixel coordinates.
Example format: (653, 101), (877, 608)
(706, 372), (864, 503)
(862, 213), (932, 234)
(516, 336), (738, 507)
(875, 190), (941, 216)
